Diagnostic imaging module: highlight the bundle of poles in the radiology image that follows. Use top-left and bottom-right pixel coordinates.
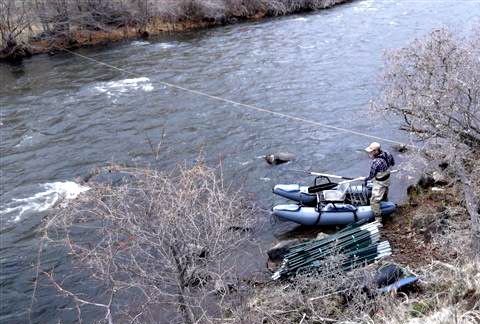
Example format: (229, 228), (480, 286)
(272, 220), (392, 280)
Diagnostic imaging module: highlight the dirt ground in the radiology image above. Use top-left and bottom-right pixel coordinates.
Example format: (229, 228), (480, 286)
(382, 185), (467, 268)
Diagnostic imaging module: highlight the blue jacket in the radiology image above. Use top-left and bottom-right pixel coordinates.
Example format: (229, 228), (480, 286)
(366, 151), (395, 181)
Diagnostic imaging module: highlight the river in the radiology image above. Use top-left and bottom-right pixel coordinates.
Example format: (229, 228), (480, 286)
(0, 0), (478, 322)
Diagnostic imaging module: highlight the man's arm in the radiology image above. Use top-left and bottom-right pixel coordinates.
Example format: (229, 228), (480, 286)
(366, 160), (378, 181)
(389, 152), (395, 167)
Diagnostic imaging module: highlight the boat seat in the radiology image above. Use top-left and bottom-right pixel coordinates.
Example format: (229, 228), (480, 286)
(322, 189), (346, 202)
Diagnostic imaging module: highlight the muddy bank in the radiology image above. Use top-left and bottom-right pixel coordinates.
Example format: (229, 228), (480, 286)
(0, 0), (352, 62)
(267, 169), (470, 271)
(255, 170), (478, 324)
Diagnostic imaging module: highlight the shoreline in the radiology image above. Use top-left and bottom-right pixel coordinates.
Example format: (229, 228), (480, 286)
(0, 0), (353, 62)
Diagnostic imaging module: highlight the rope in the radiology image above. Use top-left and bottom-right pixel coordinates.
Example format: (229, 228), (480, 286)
(59, 47), (410, 147)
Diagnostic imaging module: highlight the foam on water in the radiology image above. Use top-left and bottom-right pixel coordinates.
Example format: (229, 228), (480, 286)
(154, 42), (176, 49)
(0, 182), (90, 222)
(131, 40), (150, 46)
(353, 0), (377, 12)
(94, 77), (154, 96)
(14, 135), (33, 147)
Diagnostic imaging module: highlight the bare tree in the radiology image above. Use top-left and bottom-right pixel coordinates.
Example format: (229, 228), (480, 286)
(0, 0), (32, 52)
(41, 164), (256, 323)
(374, 28), (480, 254)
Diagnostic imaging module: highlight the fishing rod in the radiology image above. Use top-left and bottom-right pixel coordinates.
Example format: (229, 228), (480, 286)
(289, 169), (401, 182)
(288, 169), (354, 180)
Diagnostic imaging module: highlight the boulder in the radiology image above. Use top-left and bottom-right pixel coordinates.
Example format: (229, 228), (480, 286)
(84, 167), (135, 186)
(267, 239), (303, 262)
(417, 173), (435, 189)
(392, 144), (408, 153)
(316, 232), (329, 240)
(432, 171), (448, 186)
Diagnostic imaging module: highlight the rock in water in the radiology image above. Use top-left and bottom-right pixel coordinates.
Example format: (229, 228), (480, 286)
(264, 152), (296, 165)
(392, 144), (408, 153)
(83, 167), (134, 186)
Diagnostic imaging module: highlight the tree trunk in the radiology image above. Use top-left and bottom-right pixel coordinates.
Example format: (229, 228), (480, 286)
(457, 163), (480, 256)
(171, 245), (196, 324)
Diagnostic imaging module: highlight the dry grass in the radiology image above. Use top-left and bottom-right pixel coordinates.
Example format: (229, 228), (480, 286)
(371, 259), (480, 324)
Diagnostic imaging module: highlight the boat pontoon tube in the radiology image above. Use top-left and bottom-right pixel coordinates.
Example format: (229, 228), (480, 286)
(272, 202), (396, 226)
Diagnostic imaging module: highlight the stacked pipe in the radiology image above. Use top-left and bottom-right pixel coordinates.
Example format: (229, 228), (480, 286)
(272, 220), (392, 280)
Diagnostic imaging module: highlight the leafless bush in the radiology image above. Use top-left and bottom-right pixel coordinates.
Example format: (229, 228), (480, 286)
(41, 164), (256, 323)
(0, 0), (32, 48)
(264, 0), (347, 16)
(374, 27), (480, 254)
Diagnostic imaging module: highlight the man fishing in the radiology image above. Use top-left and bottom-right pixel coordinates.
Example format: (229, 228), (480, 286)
(364, 142), (395, 220)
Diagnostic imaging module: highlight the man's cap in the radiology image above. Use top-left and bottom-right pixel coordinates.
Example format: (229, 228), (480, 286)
(365, 142), (381, 153)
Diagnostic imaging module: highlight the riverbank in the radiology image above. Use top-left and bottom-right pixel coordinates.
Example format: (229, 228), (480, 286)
(0, 0), (352, 62)
(255, 171), (479, 323)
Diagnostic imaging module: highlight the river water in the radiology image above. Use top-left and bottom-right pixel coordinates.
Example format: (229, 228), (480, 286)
(1, 0), (478, 322)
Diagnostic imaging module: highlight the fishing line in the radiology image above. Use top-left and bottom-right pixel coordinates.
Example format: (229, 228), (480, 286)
(58, 47), (413, 148)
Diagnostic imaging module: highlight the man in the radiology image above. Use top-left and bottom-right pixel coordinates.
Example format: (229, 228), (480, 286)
(364, 142), (395, 220)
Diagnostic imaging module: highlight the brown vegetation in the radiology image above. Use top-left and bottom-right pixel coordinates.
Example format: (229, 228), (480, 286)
(0, 0), (351, 61)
